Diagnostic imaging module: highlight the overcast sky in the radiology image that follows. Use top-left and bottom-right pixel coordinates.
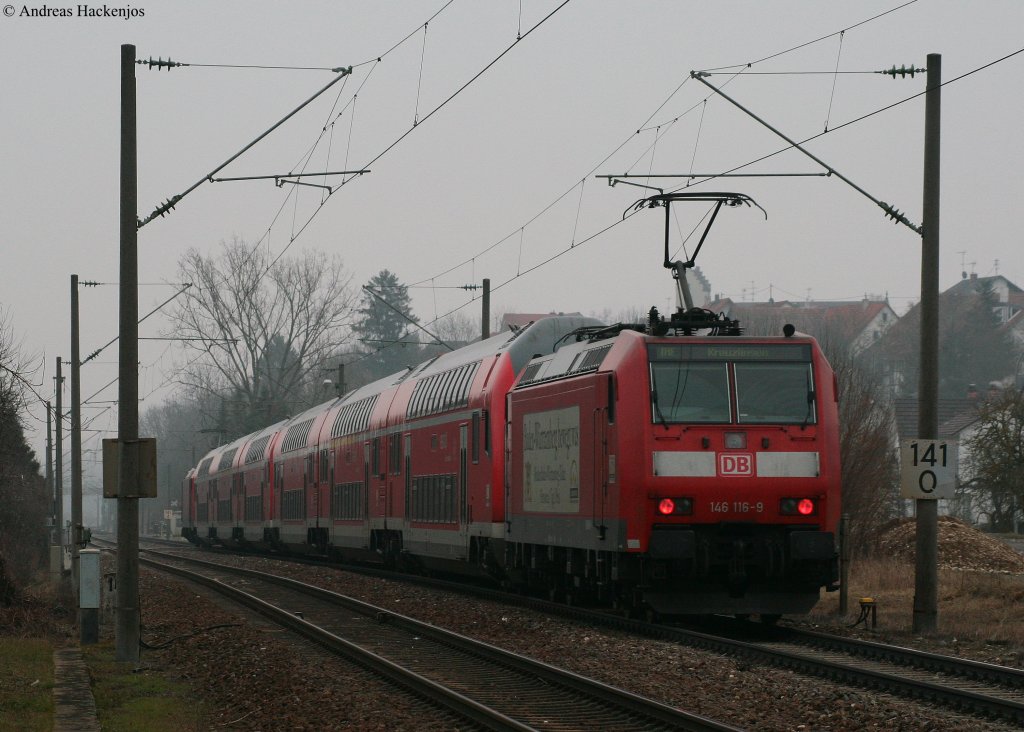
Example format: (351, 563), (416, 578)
(2, 0), (1022, 466)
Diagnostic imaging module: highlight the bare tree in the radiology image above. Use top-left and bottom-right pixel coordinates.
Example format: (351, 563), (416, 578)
(168, 239), (357, 437)
(961, 387), (1024, 531)
(830, 349), (899, 550)
(741, 310), (898, 551)
(432, 311), (480, 346)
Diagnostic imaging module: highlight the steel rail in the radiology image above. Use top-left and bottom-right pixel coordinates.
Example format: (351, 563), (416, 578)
(122, 538), (1024, 724)
(98, 539), (739, 732)
(149, 551), (739, 732)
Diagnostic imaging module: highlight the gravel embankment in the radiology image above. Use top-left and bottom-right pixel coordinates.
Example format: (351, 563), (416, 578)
(130, 553), (1020, 731)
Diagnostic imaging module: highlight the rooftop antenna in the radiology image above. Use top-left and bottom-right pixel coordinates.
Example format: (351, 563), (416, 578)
(958, 250), (967, 279)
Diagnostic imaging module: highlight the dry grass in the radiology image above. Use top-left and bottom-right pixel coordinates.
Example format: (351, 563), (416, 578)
(811, 556), (1024, 647)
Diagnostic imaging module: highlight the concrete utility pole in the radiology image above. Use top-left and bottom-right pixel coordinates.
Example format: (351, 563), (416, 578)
(46, 401), (53, 539)
(481, 278), (490, 339)
(116, 43), (141, 662)
(913, 53), (941, 634)
(71, 274), (83, 592)
(55, 358), (64, 551)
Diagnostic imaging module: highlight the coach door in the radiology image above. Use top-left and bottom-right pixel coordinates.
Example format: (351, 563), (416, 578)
(233, 473), (244, 528)
(274, 461), (284, 522)
(318, 449), (331, 524)
(459, 424), (469, 533)
(363, 443), (371, 519)
(592, 374), (612, 541)
(404, 434), (412, 528)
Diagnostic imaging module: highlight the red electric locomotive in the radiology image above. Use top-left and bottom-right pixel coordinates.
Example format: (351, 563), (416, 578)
(503, 321), (840, 616)
(182, 192), (841, 618)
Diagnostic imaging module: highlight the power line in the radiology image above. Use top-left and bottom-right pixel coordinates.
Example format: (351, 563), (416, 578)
(699, 0), (919, 72)
(408, 2), (923, 297)
(261, 0), (575, 276)
(672, 45), (1024, 198)
(80, 283), (192, 366)
(138, 69), (353, 227)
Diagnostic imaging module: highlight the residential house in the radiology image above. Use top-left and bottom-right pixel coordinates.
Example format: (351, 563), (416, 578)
(706, 296), (898, 354)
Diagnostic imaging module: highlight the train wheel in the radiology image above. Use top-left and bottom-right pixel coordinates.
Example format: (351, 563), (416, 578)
(760, 613), (781, 626)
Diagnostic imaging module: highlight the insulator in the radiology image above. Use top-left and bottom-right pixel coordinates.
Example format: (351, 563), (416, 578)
(881, 64), (926, 80)
(137, 56), (182, 71)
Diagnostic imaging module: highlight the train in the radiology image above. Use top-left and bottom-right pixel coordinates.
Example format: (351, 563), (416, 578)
(181, 193), (841, 618)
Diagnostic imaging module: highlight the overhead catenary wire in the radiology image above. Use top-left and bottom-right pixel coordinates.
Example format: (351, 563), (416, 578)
(402, 29), (984, 334)
(138, 68), (353, 227)
(698, 0), (919, 72)
(22, 1), (938, 444)
(80, 283), (193, 366)
(824, 31), (845, 132)
(413, 22), (429, 126)
(180, 0), (570, 318)
(675, 45), (1024, 206)
(409, 0), (921, 295)
(125, 2), (1014, 401)
(259, 0), (574, 277)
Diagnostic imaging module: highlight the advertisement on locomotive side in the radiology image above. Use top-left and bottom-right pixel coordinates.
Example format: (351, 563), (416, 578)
(522, 405), (580, 513)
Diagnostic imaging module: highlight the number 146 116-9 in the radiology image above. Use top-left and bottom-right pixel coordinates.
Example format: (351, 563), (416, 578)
(710, 501), (764, 513)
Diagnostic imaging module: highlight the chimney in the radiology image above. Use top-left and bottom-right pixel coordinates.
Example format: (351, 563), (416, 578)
(966, 383), (979, 402)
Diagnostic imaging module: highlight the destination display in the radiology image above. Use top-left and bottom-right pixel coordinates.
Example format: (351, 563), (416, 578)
(648, 343), (812, 362)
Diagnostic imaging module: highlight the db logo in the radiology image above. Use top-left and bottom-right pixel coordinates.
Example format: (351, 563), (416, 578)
(719, 453), (753, 476)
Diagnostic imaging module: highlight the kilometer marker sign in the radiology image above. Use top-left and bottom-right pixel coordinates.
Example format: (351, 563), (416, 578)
(899, 439), (958, 499)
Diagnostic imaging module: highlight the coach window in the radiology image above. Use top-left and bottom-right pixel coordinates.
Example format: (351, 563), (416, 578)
(735, 362), (815, 424)
(439, 370), (457, 411)
(650, 361), (730, 423)
(388, 433), (401, 475)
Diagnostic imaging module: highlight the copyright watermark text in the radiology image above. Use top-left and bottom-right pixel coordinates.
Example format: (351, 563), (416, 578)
(4, 4), (145, 19)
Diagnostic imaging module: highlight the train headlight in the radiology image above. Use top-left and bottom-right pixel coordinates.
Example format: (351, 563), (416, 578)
(724, 432), (747, 449)
(657, 497), (693, 516)
(780, 497), (817, 516)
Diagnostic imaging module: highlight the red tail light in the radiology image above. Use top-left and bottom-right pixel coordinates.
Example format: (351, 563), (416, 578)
(657, 497), (693, 516)
(780, 497), (818, 516)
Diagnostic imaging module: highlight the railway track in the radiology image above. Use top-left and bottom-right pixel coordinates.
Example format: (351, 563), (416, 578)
(124, 537), (1024, 725)
(658, 619), (1024, 726)
(96, 539), (738, 732)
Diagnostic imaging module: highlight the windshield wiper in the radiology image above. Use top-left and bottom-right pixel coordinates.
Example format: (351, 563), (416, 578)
(651, 390), (670, 430)
(801, 390), (815, 430)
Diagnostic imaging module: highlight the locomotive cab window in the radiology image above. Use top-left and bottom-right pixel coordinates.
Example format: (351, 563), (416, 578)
(650, 361), (730, 423)
(735, 362), (816, 424)
(648, 343), (814, 426)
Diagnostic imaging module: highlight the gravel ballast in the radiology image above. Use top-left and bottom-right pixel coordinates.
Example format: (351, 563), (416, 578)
(129, 552), (1020, 731)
